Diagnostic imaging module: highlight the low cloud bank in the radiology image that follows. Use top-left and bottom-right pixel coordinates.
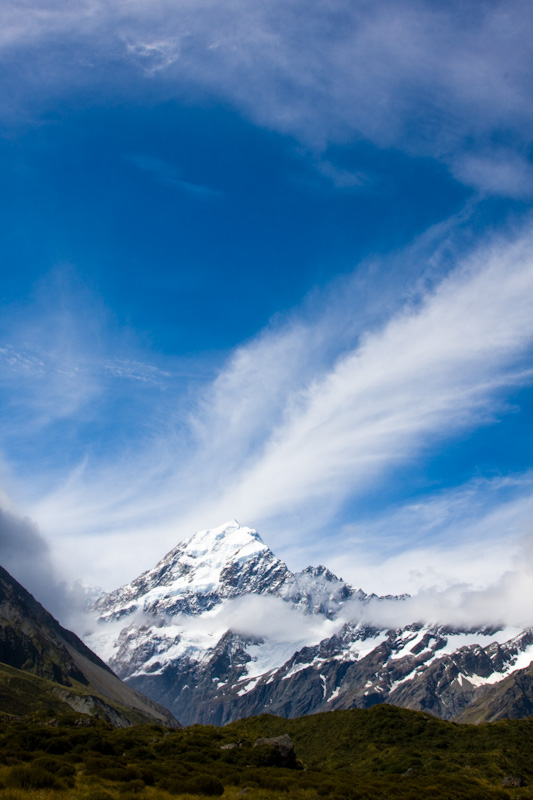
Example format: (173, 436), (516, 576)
(196, 539), (533, 642)
(5, 497), (533, 649)
(114, 549), (533, 649)
(187, 594), (340, 644)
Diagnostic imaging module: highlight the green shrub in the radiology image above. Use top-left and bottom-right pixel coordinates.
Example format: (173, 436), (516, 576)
(119, 778), (146, 794)
(44, 735), (73, 754)
(83, 753), (139, 781)
(33, 754), (75, 775)
(5, 763), (65, 790)
(317, 781), (342, 796)
(84, 735), (117, 755)
(180, 746), (213, 764)
(183, 774), (225, 796)
(159, 770), (224, 795)
(0, 755), (22, 767)
(157, 774), (186, 794)
(136, 766), (155, 785)
(30, 755), (76, 786)
(127, 746), (153, 760)
(97, 767), (137, 782)
(16, 728), (53, 752)
(208, 761), (240, 784)
(120, 795), (147, 800)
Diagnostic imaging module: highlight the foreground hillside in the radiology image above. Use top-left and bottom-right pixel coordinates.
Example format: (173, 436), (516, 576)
(0, 705), (532, 799)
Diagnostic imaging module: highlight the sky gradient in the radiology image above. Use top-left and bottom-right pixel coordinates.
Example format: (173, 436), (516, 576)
(1, 0), (533, 626)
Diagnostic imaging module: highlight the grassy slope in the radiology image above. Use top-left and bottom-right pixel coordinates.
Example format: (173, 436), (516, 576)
(225, 704), (533, 775)
(1, 705), (532, 799)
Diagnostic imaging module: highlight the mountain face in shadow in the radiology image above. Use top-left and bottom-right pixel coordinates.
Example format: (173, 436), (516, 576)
(0, 564), (179, 727)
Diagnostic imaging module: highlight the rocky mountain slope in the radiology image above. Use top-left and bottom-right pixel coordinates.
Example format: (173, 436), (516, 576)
(88, 521), (533, 725)
(457, 660), (533, 723)
(0, 564), (179, 726)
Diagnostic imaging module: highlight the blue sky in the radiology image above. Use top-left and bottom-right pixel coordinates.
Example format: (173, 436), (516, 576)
(1, 0), (533, 622)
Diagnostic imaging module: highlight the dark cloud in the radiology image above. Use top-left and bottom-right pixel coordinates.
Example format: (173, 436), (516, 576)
(0, 507), (49, 562)
(0, 506), (84, 625)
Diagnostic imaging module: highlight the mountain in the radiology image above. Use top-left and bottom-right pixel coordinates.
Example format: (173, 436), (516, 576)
(0, 564), (179, 727)
(88, 520), (533, 725)
(457, 660), (533, 723)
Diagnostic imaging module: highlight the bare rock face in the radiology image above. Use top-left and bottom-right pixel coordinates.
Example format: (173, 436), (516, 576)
(87, 521), (533, 726)
(254, 735), (296, 767)
(502, 776), (524, 788)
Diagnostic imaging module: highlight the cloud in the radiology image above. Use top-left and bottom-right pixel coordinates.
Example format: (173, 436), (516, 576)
(203, 226), (533, 530)
(314, 160), (368, 189)
(341, 536), (533, 630)
(0, 265), (189, 436)
(325, 477), (533, 629)
(84, 542), (533, 659)
(0, 503), (93, 625)
(174, 594), (339, 644)
(201, 544), (533, 632)
(451, 150), (533, 199)
(0, 268), (109, 430)
(125, 38), (182, 75)
(0, 507), (49, 567)
(326, 473), (533, 593)
(1, 0), (532, 194)
(127, 154), (222, 197)
(1, 1), (532, 630)
(15, 218), (533, 595)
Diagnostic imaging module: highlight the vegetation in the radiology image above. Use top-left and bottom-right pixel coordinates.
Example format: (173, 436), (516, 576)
(1, 704), (533, 799)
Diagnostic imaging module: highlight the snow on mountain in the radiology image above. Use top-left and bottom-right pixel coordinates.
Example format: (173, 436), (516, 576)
(94, 520), (290, 621)
(86, 521), (533, 725)
(89, 521), (352, 693)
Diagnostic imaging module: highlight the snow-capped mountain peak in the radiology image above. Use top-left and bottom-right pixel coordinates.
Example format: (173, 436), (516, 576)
(87, 521), (533, 727)
(93, 520), (290, 622)
(177, 520), (267, 566)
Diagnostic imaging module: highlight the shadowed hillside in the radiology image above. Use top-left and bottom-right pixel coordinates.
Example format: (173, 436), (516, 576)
(0, 565), (179, 728)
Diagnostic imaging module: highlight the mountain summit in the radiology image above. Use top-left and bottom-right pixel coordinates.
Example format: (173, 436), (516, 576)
(95, 521), (290, 620)
(88, 522), (533, 726)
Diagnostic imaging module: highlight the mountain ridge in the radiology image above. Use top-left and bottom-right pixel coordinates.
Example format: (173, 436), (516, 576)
(87, 520), (533, 726)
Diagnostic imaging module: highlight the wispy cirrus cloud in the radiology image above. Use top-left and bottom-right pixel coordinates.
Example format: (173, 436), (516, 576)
(127, 154), (222, 197)
(196, 226), (533, 528)
(13, 217), (532, 595)
(125, 38), (182, 75)
(0, 268), (209, 512)
(327, 473), (533, 594)
(1, 0), (532, 196)
(451, 149), (533, 200)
